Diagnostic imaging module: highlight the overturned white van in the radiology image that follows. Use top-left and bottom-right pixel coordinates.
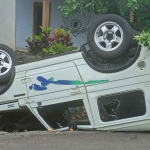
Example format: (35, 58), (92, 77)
(0, 14), (149, 132)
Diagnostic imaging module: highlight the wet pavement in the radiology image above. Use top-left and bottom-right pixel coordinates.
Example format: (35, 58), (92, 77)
(0, 131), (150, 150)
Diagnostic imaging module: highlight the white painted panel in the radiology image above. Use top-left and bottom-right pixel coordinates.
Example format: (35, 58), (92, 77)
(87, 83), (150, 128)
(0, 102), (20, 112)
(76, 50), (150, 93)
(26, 62), (75, 76)
(97, 121), (150, 131)
(16, 52), (82, 72)
(28, 87), (86, 103)
(26, 62), (85, 97)
(0, 71), (27, 104)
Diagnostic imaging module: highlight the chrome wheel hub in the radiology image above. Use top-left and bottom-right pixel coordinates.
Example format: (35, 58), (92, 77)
(0, 50), (12, 75)
(94, 21), (124, 52)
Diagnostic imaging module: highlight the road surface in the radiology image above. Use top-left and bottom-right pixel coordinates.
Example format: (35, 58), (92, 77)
(0, 131), (150, 150)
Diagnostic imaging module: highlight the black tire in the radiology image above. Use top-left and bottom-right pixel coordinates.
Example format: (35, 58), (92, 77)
(0, 44), (18, 83)
(133, 29), (140, 36)
(87, 14), (133, 60)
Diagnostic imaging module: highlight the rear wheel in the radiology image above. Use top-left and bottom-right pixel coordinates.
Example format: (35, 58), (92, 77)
(88, 14), (133, 60)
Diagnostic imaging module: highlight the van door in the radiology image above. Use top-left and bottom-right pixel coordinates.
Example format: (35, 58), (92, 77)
(26, 62), (86, 100)
(25, 61), (95, 129)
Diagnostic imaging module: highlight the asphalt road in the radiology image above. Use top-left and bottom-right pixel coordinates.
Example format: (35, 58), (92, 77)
(0, 131), (150, 150)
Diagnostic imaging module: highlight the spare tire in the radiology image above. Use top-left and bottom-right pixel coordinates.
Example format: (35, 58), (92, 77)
(0, 44), (18, 83)
(87, 14), (133, 60)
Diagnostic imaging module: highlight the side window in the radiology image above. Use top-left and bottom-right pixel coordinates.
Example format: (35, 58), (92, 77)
(97, 90), (146, 122)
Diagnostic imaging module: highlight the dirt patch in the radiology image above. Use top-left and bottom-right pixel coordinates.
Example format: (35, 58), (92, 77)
(15, 49), (41, 64)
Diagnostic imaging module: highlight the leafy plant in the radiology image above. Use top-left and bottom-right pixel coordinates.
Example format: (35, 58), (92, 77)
(119, 0), (150, 31)
(59, 0), (150, 31)
(26, 26), (52, 58)
(135, 29), (150, 49)
(50, 28), (74, 47)
(58, 0), (120, 16)
(125, 0), (139, 22)
(26, 27), (77, 57)
(47, 28), (77, 55)
(12, 128), (19, 136)
(43, 42), (77, 55)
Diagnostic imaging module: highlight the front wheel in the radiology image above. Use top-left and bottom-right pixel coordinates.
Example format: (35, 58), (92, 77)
(0, 44), (18, 83)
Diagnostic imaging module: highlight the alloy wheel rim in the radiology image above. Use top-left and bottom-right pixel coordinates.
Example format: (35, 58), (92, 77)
(94, 21), (124, 52)
(0, 50), (12, 76)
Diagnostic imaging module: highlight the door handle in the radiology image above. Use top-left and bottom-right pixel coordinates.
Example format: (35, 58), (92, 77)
(21, 78), (31, 84)
(70, 87), (81, 95)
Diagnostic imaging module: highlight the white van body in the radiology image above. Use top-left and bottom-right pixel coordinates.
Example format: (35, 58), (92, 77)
(0, 46), (150, 131)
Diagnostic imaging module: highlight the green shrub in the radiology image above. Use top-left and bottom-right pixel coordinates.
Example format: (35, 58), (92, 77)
(43, 42), (77, 55)
(26, 26), (52, 58)
(119, 0), (150, 31)
(135, 29), (150, 49)
(26, 27), (77, 58)
(58, 0), (150, 32)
